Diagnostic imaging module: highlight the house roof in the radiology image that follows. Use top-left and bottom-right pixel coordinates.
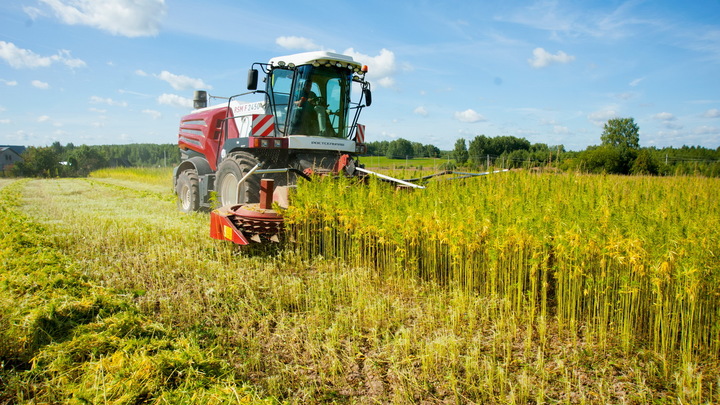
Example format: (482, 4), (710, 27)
(0, 145), (26, 155)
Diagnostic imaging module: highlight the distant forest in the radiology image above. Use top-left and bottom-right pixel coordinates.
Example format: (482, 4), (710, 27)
(6, 137), (720, 178)
(368, 136), (720, 177)
(8, 142), (179, 177)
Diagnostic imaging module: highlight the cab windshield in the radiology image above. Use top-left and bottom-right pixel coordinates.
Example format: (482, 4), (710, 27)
(268, 64), (352, 138)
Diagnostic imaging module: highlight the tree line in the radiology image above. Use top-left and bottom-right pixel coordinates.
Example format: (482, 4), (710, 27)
(452, 135), (565, 170)
(365, 139), (442, 159)
(10, 142), (179, 177)
(451, 118), (720, 177)
(7, 118), (720, 178)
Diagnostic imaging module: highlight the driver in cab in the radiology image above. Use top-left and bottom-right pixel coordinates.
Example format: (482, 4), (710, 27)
(292, 79), (331, 136)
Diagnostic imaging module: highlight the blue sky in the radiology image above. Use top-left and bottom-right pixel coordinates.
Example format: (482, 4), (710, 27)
(1, 0), (719, 151)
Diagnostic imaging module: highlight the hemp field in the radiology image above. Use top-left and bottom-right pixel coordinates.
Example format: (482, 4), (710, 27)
(1, 169), (719, 404)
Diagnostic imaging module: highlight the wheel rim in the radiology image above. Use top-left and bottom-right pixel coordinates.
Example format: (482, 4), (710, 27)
(180, 184), (191, 210)
(220, 172), (246, 206)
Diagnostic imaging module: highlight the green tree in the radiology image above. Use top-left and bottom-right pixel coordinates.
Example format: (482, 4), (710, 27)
(453, 138), (468, 165)
(424, 144), (441, 158)
(585, 117), (641, 174)
(411, 142), (426, 158)
(67, 145), (108, 176)
(366, 140), (388, 156)
(601, 118), (640, 150)
(507, 149), (530, 168)
(631, 149), (659, 175)
(12, 147), (61, 177)
(580, 145), (625, 174)
(468, 135), (489, 163)
(385, 138), (414, 159)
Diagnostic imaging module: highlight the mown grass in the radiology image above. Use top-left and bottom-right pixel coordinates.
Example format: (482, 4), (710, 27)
(0, 179), (271, 404)
(3, 169), (719, 403)
(90, 166), (173, 187)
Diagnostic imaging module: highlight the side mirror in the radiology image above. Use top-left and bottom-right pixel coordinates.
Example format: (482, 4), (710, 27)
(363, 88), (372, 107)
(247, 69), (259, 91)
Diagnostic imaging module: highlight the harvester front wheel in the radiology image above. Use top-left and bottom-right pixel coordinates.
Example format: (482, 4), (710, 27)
(216, 152), (260, 207)
(176, 169), (200, 213)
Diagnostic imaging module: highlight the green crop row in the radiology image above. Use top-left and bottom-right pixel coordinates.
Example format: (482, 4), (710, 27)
(283, 172), (720, 376)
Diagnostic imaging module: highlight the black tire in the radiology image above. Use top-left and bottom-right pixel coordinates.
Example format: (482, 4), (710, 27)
(215, 152), (260, 206)
(176, 169), (200, 213)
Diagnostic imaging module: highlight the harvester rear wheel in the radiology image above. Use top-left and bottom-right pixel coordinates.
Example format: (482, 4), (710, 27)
(176, 169), (200, 213)
(216, 152), (260, 206)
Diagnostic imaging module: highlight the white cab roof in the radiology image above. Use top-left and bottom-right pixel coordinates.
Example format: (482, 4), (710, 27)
(269, 51), (362, 69)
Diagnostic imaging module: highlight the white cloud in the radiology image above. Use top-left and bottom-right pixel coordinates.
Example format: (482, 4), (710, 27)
(37, 0), (166, 37)
(1, 79), (18, 86)
(89, 107), (107, 113)
(554, 125), (570, 134)
(90, 96), (127, 107)
(414, 106), (428, 117)
(343, 48), (398, 88)
(118, 89), (151, 97)
(0, 119), (10, 124)
(37, 115), (51, 122)
(454, 109), (486, 123)
(629, 77), (644, 87)
(142, 109), (162, 119)
(694, 125), (720, 135)
(377, 77), (395, 87)
(653, 112), (676, 121)
(0, 42), (51, 68)
(528, 47), (575, 68)
(157, 93), (193, 109)
(275, 36), (321, 51)
(32, 80), (50, 89)
(588, 108), (618, 126)
(156, 71), (211, 91)
(654, 113), (682, 129)
(0, 41), (86, 69)
(58, 50), (86, 68)
(23, 6), (44, 19)
(135, 69), (148, 77)
(703, 108), (720, 118)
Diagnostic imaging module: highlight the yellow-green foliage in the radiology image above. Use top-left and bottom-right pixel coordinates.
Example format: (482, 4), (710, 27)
(0, 180), (269, 404)
(285, 172), (720, 366)
(90, 166), (173, 187)
(3, 171), (720, 404)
